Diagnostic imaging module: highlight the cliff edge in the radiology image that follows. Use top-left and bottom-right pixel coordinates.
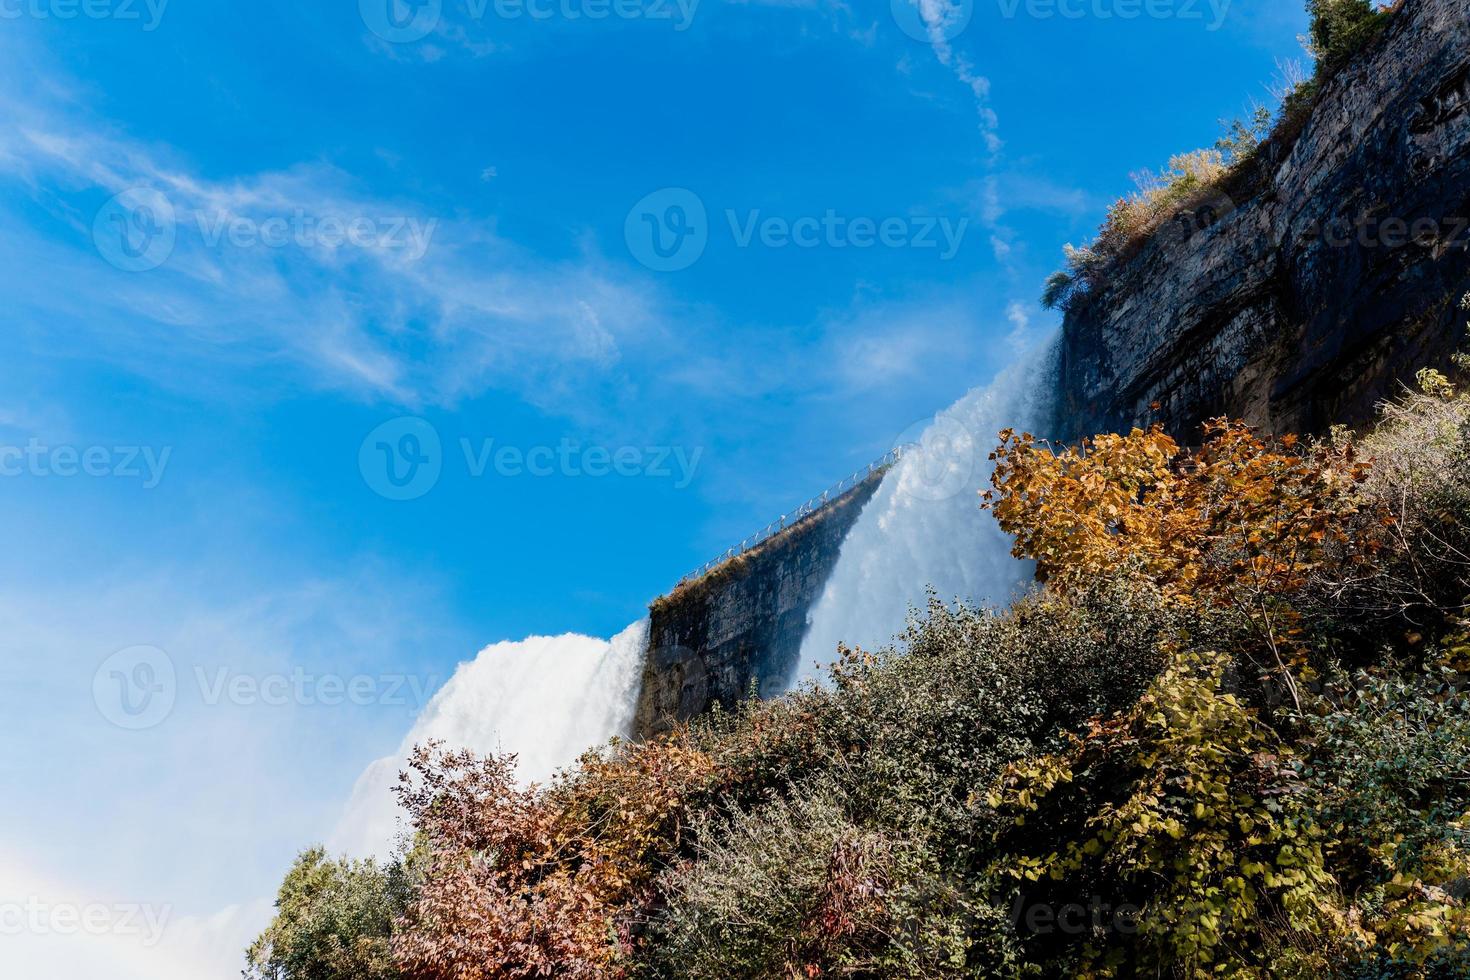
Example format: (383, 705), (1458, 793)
(1059, 0), (1470, 439)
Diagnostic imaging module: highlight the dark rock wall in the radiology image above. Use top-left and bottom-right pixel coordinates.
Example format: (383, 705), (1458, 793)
(1059, 0), (1470, 441)
(632, 473), (882, 738)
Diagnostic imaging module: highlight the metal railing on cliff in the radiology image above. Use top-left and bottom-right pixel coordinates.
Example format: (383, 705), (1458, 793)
(675, 447), (905, 588)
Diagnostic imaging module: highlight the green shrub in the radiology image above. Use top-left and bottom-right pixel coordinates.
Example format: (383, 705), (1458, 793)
(645, 781), (989, 979)
(1303, 320), (1470, 655)
(1298, 672), (1470, 971)
(245, 847), (415, 980)
(632, 582), (1181, 976)
(990, 650), (1349, 978)
(1308, 0), (1391, 74)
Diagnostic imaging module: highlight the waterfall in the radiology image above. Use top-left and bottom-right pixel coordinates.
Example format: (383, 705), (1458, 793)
(795, 337), (1060, 684)
(329, 619), (649, 859)
(327, 338), (1058, 857)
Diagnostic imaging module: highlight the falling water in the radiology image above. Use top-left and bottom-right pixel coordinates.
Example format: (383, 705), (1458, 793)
(795, 337), (1060, 684)
(329, 619), (649, 859)
(328, 339), (1059, 856)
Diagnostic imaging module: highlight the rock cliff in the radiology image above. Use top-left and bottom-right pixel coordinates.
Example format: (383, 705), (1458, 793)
(1058, 0), (1470, 440)
(632, 472), (882, 738)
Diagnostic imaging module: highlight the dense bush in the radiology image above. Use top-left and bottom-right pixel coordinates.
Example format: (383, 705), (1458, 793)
(1308, 0), (1392, 73)
(991, 650), (1346, 977)
(245, 847), (414, 980)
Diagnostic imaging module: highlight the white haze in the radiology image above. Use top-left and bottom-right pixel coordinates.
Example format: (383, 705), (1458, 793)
(0, 847), (271, 980)
(331, 620), (650, 859)
(796, 337), (1059, 682)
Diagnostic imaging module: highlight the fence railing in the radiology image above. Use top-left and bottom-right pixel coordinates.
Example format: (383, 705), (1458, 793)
(675, 447), (905, 587)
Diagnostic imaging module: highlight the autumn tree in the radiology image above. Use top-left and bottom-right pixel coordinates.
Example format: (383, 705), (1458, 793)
(985, 419), (1381, 711)
(390, 738), (714, 979)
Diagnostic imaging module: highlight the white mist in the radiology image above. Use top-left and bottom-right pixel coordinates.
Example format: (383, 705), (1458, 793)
(795, 338), (1059, 684)
(330, 619), (649, 859)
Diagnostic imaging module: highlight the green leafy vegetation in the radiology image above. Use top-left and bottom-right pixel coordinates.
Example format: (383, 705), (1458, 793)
(245, 847), (416, 980)
(1309, 0), (1394, 73)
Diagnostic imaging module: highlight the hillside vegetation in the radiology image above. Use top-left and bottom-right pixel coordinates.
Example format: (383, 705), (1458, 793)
(247, 300), (1470, 979)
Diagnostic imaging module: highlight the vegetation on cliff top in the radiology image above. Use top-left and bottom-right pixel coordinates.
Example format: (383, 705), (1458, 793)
(247, 301), (1470, 979)
(1042, 0), (1397, 313)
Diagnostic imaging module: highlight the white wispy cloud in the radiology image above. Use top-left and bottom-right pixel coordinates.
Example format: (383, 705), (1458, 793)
(0, 88), (672, 417)
(902, 0), (1002, 152)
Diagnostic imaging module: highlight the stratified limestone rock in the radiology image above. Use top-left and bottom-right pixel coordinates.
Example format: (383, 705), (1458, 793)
(1059, 0), (1470, 440)
(632, 473), (881, 738)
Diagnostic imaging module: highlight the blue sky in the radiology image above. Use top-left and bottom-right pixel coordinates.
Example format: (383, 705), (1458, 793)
(0, 0), (1310, 973)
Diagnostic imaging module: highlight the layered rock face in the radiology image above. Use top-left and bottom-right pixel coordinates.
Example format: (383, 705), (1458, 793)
(1059, 0), (1470, 440)
(632, 473), (881, 738)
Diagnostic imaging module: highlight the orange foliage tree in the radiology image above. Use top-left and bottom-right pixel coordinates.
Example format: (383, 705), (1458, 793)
(391, 738), (715, 979)
(984, 419), (1382, 711)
